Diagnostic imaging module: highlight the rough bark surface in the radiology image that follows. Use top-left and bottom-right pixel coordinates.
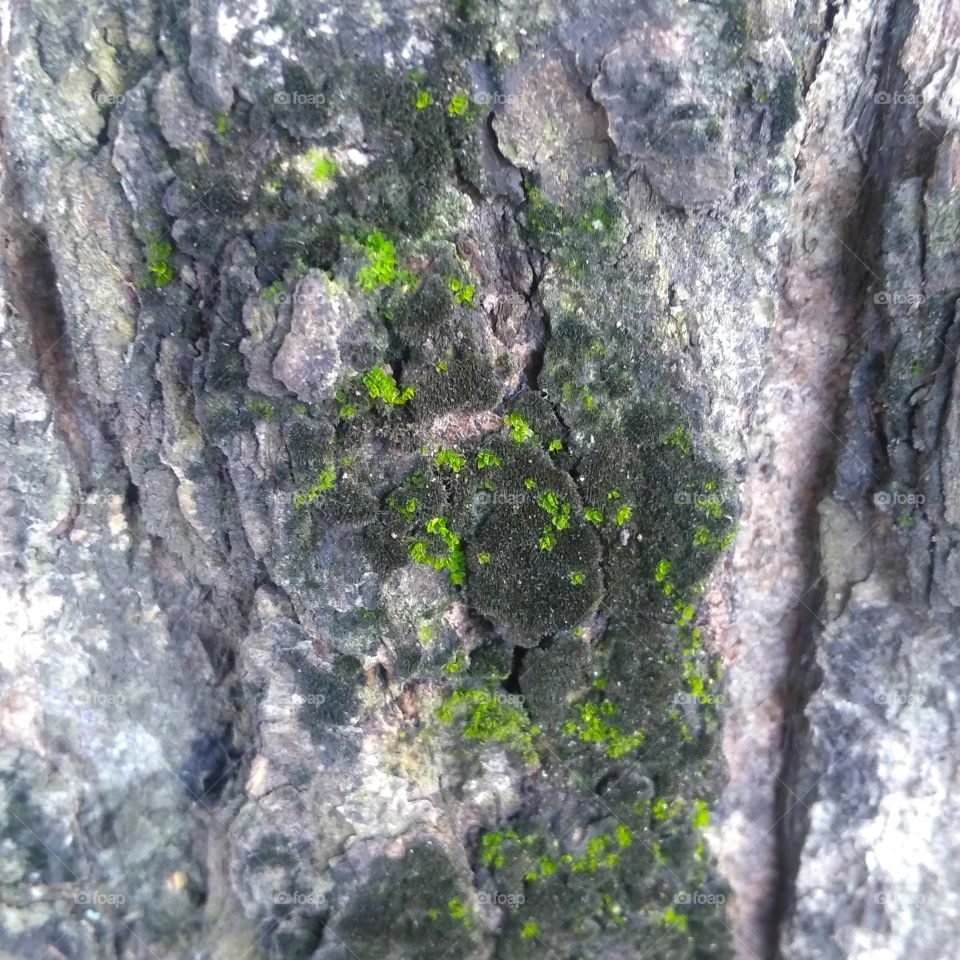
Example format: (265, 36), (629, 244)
(1, 1), (958, 959)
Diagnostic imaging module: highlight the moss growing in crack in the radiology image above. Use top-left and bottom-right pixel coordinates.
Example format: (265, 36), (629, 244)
(521, 175), (624, 271)
(361, 366), (415, 405)
(143, 231), (175, 287)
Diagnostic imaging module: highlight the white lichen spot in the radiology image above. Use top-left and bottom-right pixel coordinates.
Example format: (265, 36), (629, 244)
(401, 35), (433, 62)
(217, 7), (241, 43)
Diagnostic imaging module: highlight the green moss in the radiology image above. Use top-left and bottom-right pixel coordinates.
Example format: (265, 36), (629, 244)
(692, 799), (710, 829)
(410, 516), (465, 585)
(434, 448), (467, 472)
(562, 699), (645, 758)
(447, 897), (472, 929)
(409, 347), (501, 420)
(446, 274), (475, 303)
(354, 231), (414, 291)
(415, 89), (433, 109)
(262, 278), (284, 300)
(475, 449), (502, 469)
(437, 686), (539, 763)
(520, 921), (540, 938)
(479, 829), (522, 867)
(568, 834), (621, 873)
(333, 842), (482, 958)
(305, 148), (338, 181)
(443, 649), (468, 674)
(662, 906), (689, 932)
(293, 465), (336, 510)
(447, 92), (470, 115)
(503, 411), (535, 443)
(362, 366), (415, 405)
(144, 231), (174, 286)
(466, 443), (602, 634)
(244, 395), (276, 420)
(389, 495), (418, 518)
(661, 426), (693, 456)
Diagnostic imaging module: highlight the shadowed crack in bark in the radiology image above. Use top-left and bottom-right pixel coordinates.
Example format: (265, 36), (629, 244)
(718, 0), (937, 956)
(720, 0), (880, 956)
(0, 160), (99, 490)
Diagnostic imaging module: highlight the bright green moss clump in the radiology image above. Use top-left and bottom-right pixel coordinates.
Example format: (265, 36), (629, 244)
(305, 147), (338, 181)
(562, 699), (646, 758)
(144, 231), (174, 286)
(437, 687), (539, 763)
(504, 411), (535, 443)
(434, 448), (467, 472)
(293, 465), (336, 510)
(447, 92), (470, 115)
(362, 366), (415, 405)
(355, 231), (414, 290)
(410, 517), (465, 585)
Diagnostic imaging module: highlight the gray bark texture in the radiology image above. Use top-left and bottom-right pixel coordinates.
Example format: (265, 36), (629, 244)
(0, 0), (958, 959)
